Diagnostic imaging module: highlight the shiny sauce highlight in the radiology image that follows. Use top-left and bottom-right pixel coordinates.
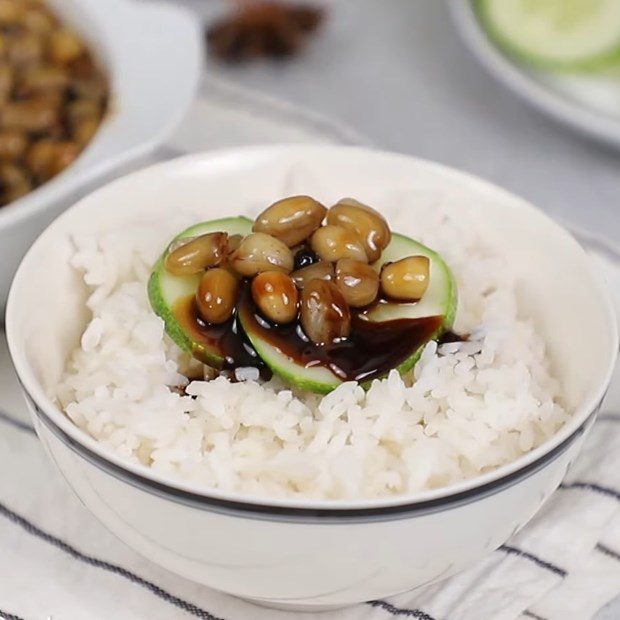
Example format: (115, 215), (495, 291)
(174, 283), (448, 383)
(173, 295), (266, 373)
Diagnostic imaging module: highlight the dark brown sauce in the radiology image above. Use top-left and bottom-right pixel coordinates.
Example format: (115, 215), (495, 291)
(438, 330), (468, 345)
(173, 295), (269, 378)
(174, 284), (462, 384)
(237, 285), (443, 383)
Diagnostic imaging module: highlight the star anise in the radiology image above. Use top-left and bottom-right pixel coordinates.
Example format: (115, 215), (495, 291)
(207, 1), (325, 62)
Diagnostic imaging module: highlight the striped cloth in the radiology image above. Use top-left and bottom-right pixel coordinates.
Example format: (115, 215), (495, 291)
(0, 77), (619, 620)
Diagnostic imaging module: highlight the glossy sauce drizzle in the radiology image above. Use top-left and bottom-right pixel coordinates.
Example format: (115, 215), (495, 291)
(438, 330), (467, 345)
(173, 295), (268, 375)
(174, 282), (448, 383)
(240, 292), (443, 382)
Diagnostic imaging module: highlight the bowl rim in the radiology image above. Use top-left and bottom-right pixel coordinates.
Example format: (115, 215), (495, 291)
(6, 144), (619, 515)
(25, 389), (600, 522)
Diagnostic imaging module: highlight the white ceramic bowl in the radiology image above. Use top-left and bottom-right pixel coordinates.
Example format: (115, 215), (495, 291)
(0, 0), (201, 310)
(6, 145), (618, 610)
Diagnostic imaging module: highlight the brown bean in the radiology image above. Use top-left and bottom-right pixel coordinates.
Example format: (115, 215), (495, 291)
(49, 28), (84, 64)
(70, 54), (97, 79)
(326, 198), (391, 262)
(335, 258), (379, 308)
(300, 279), (351, 345)
(68, 99), (101, 123)
(49, 140), (79, 176)
(226, 234), (243, 254)
(0, 162), (31, 204)
(0, 0), (23, 25)
(0, 64), (13, 103)
(290, 260), (334, 289)
(68, 99), (103, 145)
(21, 7), (56, 35)
(165, 232), (228, 276)
(251, 271), (298, 324)
(310, 225), (368, 263)
(72, 117), (99, 146)
(36, 90), (64, 106)
(20, 64), (69, 94)
(24, 138), (54, 179)
(0, 129), (27, 161)
(8, 32), (43, 66)
(70, 75), (107, 102)
(253, 195), (326, 247)
(195, 268), (239, 325)
(380, 256), (430, 301)
(231, 232), (293, 276)
(25, 139), (79, 180)
(1, 99), (59, 132)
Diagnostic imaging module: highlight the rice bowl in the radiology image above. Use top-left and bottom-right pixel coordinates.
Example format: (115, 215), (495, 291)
(6, 145), (617, 607)
(56, 198), (568, 500)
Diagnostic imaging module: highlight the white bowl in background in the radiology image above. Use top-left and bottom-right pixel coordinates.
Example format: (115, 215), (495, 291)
(0, 0), (202, 310)
(6, 145), (618, 610)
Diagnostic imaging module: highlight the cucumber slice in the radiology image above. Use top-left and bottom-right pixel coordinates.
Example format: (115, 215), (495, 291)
(150, 219), (457, 394)
(239, 232), (457, 394)
(477, 0), (620, 70)
(148, 216), (253, 366)
(238, 296), (343, 393)
(366, 233), (457, 327)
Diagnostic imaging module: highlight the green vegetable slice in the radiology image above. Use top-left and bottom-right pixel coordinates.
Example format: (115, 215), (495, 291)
(148, 216), (253, 367)
(477, 0), (620, 70)
(238, 232), (457, 394)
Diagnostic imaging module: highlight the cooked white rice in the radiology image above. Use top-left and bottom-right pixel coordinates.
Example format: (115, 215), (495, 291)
(56, 202), (569, 500)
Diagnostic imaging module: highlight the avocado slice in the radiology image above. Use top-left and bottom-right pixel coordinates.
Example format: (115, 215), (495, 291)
(238, 232), (457, 394)
(148, 216), (253, 367)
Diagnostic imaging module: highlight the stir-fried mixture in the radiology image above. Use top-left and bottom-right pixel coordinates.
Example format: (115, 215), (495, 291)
(149, 196), (457, 394)
(0, 0), (108, 206)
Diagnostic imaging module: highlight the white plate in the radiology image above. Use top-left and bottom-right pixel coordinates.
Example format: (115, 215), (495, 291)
(450, 0), (620, 149)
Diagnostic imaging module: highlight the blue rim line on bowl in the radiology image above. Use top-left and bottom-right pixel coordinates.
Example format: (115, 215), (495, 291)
(7, 146), (618, 517)
(23, 386), (603, 523)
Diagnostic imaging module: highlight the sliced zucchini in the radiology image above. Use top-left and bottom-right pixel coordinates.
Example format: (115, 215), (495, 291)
(148, 216), (253, 367)
(237, 295), (343, 394)
(238, 232), (457, 394)
(365, 233), (456, 326)
(477, 0), (620, 71)
(150, 218), (456, 394)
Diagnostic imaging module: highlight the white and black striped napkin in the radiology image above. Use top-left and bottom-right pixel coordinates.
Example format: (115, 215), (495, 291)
(0, 78), (618, 620)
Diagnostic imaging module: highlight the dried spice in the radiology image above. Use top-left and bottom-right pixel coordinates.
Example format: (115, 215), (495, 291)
(207, 1), (324, 62)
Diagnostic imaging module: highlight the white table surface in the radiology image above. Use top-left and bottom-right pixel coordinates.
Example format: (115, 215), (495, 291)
(176, 1), (620, 616)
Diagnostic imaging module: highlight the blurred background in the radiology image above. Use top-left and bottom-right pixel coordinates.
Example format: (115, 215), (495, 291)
(181, 0), (620, 244)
